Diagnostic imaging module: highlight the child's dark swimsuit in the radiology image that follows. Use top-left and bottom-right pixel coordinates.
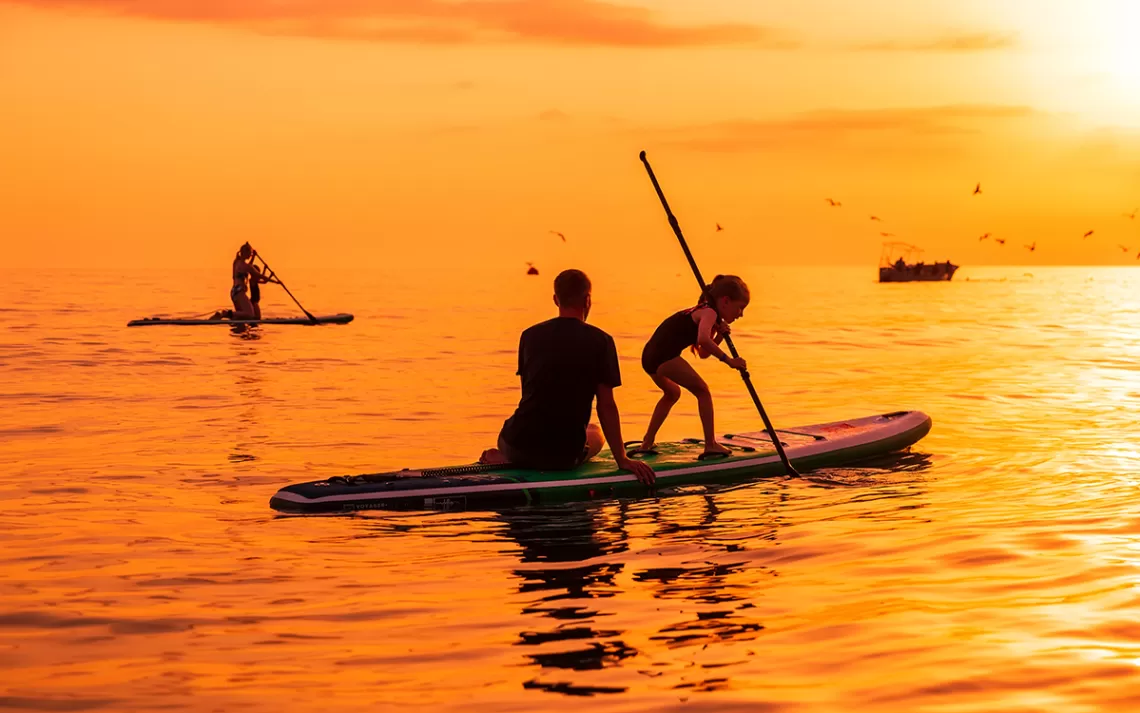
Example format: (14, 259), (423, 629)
(642, 306), (704, 375)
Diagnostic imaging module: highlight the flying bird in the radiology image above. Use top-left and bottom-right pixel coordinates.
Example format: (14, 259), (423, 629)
(825, 198), (842, 207)
(550, 231), (566, 242)
(1119, 245), (1131, 252)
(526, 262), (539, 275)
(973, 183), (982, 196)
(870, 216), (882, 222)
(1125, 209), (1137, 220)
(715, 223), (723, 231)
(995, 238), (1006, 245)
(1024, 242), (1036, 252)
(979, 233), (990, 241)
(1083, 230), (1094, 239)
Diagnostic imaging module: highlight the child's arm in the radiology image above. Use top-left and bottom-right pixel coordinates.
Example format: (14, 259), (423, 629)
(696, 309), (728, 359)
(713, 323), (727, 344)
(696, 323), (728, 357)
(248, 264), (277, 284)
(696, 309), (746, 371)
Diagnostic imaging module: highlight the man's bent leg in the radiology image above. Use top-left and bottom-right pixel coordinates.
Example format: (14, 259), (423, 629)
(584, 423), (605, 461)
(479, 448), (509, 465)
(478, 433), (515, 465)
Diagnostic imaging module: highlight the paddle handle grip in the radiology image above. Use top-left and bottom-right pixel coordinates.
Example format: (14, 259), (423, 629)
(640, 151), (711, 296)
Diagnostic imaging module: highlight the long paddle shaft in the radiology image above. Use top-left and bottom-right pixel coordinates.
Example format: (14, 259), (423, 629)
(253, 254), (318, 323)
(638, 150), (800, 477)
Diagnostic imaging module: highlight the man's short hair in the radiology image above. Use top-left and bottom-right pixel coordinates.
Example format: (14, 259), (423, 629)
(554, 269), (591, 308)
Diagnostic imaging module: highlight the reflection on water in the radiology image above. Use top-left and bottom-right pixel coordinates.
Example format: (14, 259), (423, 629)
(496, 459), (929, 701)
(5, 265), (1140, 711)
(504, 498), (766, 697)
(228, 342), (267, 465)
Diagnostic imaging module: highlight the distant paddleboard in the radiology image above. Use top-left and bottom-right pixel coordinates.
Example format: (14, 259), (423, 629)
(128, 313), (353, 326)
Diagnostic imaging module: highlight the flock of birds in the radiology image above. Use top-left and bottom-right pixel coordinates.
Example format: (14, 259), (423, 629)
(525, 186), (1139, 274)
(823, 183), (1139, 258)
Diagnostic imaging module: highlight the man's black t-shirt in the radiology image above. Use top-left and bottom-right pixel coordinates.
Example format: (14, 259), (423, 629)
(499, 317), (621, 463)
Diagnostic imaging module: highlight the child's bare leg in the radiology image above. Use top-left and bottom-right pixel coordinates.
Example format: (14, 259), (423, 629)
(642, 371), (681, 449)
(693, 389), (729, 455)
(655, 358), (730, 456)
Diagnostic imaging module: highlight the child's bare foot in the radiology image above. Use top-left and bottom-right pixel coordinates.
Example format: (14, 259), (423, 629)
(479, 448), (510, 465)
(703, 442), (732, 457)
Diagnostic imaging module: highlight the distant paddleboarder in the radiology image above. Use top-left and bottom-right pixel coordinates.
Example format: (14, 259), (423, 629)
(247, 251), (273, 320)
(212, 243), (274, 321)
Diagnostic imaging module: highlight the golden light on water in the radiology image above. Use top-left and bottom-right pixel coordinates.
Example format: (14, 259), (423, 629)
(3, 266), (1140, 709)
(5, 0), (1140, 709)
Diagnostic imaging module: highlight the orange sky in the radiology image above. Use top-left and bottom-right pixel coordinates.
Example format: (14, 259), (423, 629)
(1, 0), (1139, 269)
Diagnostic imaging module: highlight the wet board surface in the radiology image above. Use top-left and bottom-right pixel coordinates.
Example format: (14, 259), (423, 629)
(127, 313), (354, 326)
(270, 410), (932, 514)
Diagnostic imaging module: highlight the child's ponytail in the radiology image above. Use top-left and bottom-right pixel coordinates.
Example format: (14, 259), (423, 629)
(701, 274), (750, 307)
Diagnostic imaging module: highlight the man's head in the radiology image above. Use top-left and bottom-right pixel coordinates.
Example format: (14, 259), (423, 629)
(553, 269), (592, 320)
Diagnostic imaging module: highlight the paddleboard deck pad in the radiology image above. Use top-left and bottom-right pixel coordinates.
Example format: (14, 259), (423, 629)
(270, 410), (932, 514)
(128, 313), (353, 326)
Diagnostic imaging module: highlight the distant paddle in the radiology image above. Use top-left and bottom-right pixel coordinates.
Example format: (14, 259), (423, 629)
(253, 252), (318, 324)
(638, 150), (800, 477)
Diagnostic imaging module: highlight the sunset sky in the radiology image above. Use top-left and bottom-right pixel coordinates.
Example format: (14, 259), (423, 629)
(2, 0), (1139, 269)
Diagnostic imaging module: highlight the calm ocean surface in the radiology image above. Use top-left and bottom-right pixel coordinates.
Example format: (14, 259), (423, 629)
(4, 265), (1140, 711)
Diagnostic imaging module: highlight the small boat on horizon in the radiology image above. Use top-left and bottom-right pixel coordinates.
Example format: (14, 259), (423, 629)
(879, 242), (958, 283)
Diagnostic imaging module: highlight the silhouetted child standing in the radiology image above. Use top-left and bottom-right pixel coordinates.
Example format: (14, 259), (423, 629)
(639, 275), (750, 457)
